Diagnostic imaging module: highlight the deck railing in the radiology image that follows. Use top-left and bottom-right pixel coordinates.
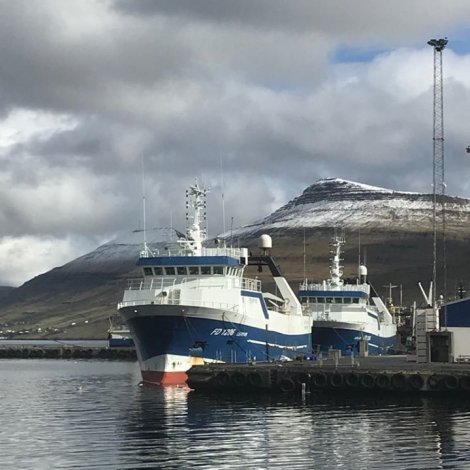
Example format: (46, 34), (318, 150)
(125, 276), (261, 292)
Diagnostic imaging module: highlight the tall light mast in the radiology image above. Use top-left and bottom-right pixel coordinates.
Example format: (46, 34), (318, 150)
(427, 37), (448, 313)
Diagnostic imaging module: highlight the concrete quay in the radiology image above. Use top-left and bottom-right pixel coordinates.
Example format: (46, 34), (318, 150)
(187, 355), (470, 395)
(0, 345), (137, 360)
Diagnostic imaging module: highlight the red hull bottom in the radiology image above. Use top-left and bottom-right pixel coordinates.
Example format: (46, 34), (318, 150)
(141, 370), (189, 386)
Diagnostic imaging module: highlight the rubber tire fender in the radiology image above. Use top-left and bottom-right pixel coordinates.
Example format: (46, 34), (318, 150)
(312, 372), (328, 388)
(231, 372), (246, 388)
(427, 374), (441, 390)
(460, 375), (470, 391)
(279, 377), (297, 393)
(391, 373), (407, 390)
(360, 373), (375, 389)
(407, 374), (424, 390)
(345, 373), (360, 388)
(247, 372), (263, 388)
(329, 373), (344, 388)
(376, 374), (391, 389)
(216, 372), (231, 387)
(443, 375), (459, 390)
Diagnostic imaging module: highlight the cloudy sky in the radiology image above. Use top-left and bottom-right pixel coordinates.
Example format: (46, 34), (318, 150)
(1, 0), (470, 286)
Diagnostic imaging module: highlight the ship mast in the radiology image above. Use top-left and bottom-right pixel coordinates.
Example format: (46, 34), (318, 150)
(329, 236), (345, 288)
(179, 180), (209, 255)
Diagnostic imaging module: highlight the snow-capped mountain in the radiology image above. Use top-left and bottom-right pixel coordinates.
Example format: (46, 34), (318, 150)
(59, 227), (183, 273)
(227, 178), (470, 237)
(1, 177), (469, 339)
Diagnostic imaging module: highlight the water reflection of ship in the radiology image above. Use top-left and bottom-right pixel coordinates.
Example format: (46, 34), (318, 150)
(119, 385), (470, 468)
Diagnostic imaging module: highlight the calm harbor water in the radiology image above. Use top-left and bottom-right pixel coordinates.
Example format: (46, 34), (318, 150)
(1, 360), (470, 469)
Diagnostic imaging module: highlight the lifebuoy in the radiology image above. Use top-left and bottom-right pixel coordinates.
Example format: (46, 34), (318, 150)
(391, 373), (406, 390)
(407, 374), (424, 390)
(279, 378), (296, 393)
(312, 372), (328, 388)
(330, 373), (344, 388)
(345, 373), (360, 388)
(376, 374), (391, 389)
(247, 372), (263, 388)
(360, 374), (375, 389)
(231, 372), (246, 388)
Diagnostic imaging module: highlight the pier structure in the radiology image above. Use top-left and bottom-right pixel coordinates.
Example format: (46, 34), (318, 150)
(0, 345), (136, 360)
(187, 355), (470, 396)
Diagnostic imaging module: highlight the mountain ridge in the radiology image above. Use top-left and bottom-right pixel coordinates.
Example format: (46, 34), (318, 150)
(1, 177), (469, 339)
(227, 177), (470, 237)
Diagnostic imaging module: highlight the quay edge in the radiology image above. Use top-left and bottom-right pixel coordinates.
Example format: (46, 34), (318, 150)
(187, 356), (470, 395)
(0, 346), (137, 360)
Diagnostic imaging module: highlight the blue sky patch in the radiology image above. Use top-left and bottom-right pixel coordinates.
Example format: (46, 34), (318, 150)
(333, 45), (390, 64)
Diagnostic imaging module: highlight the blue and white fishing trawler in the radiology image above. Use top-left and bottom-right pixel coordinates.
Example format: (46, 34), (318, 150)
(299, 236), (397, 356)
(118, 181), (312, 385)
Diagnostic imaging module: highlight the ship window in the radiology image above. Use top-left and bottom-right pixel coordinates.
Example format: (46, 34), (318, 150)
(344, 297), (352, 304)
(165, 267), (176, 275)
(189, 266), (199, 275)
(213, 266), (224, 275)
(352, 298), (359, 304)
(143, 267), (153, 276)
(177, 267), (187, 275)
(201, 266), (211, 275)
(317, 297), (325, 303)
(153, 267), (163, 276)
(325, 297), (333, 304)
(334, 298), (342, 304)
(310, 298), (316, 303)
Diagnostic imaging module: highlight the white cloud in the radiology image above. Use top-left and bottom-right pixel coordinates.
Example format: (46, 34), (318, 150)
(1, 1), (470, 285)
(0, 235), (97, 286)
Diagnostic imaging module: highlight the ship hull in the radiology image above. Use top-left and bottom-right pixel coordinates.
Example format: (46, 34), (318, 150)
(312, 321), (397, 356)
(120, 304), (312, 385)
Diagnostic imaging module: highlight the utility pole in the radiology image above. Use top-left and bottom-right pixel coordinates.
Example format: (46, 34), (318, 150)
(427, 38), (448, 317)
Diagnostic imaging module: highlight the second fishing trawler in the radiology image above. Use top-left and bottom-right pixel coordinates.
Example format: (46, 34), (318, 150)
(118, 181), (312, 385)
(299, 236), (397, 356)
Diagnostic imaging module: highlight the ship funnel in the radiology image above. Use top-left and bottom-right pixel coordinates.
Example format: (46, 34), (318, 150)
(259, 234), (272, 255)
(359, 264), (368, 284)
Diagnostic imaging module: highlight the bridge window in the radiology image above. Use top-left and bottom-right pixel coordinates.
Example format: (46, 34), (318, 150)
(317, 297), (325, 303)
(325, 297), (333, 304)
(334, 298), (342, 304)
(344, 297), (352, 304)
(201, 266), (211, 275)
(213, 266), (224, 275)
(165, 267), (176, 275)
(143, 267), (153, 276)
(177, 267), (187, 275)
(352, 298), (359, 304)
(189, 266), (199, 275)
